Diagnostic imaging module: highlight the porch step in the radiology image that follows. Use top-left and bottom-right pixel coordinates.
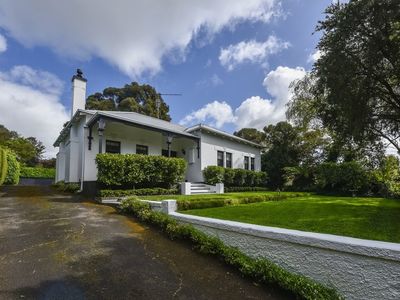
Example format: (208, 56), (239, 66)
(189, 182), (215, 194)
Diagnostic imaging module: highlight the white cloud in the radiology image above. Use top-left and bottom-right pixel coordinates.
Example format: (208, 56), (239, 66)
(179, 101), (235, 128)
(219, 36), (289, 70)
(196, 73), (223, 88)
(307, 49), (322, 63)
(0, 66), (69, 157)
(180, 66), (306, 130)
(0, 33), (6, 52)
(0, 0), (280, 77)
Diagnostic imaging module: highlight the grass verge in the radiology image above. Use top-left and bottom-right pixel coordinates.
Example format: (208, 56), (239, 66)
(119, 197), (342, 300)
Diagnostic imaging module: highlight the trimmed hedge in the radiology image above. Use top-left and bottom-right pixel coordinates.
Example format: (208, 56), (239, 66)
(0, 147), (7, 185)
(52, 181), (80, 193)
(100, 188), (178, 198)
(120, 198), (341, 300)
(225, 186), (270, 193)
(177, 193), (306, 211)
(96, 153), (187, 189)
(4, 151), (20, 185)
(203, 166), (267, 187)
(20, 167), (55, 179)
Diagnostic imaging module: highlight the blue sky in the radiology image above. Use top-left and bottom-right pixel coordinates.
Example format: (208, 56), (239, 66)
(0, 0), (331, 156)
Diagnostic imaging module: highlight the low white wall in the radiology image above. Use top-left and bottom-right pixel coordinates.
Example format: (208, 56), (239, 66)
(166, 209), (400, 300)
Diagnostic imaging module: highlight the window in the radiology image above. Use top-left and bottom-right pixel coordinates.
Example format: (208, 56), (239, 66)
(136, 144), (148, 155)
(244, 156), (249, 170)
(217, 151), (224, 167)
(226, 152), (232, 168)
(162, 149), (177, 157)
(251, 157), (255, 171)
(106, 140), (120, 154)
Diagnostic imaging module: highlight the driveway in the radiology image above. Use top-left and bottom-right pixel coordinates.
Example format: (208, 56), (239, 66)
(0, 186), (291, 300)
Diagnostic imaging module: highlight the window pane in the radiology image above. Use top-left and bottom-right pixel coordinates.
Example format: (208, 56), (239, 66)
(251, 157), (255, 171)
(106, 140), (120, 154)
(217, 151), (224, 167)
(244, 156), (249, 170)
(136, 144), (148, 155)
(162, 149), (177, 157)
(226, 152), (232, 168)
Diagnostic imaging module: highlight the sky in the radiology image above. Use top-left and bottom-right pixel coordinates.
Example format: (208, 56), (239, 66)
(0, 0), (332, 157)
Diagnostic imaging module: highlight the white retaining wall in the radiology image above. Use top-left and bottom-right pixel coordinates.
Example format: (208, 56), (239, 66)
(152, 200), (400, 300)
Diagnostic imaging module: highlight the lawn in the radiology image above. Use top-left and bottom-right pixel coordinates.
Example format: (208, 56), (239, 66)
(183, 195), (400, 243)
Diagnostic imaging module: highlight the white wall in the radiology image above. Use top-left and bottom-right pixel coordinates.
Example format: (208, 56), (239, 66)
(199, 131), (261, 173)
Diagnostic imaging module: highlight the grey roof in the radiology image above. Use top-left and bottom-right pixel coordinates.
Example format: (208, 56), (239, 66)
(185, 124), (264, 148)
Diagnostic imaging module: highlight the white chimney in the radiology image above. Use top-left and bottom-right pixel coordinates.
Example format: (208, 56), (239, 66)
(71, 69), (87, 117)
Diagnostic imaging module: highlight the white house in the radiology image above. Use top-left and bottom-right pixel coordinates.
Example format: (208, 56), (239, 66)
(54, 70), (263, 195)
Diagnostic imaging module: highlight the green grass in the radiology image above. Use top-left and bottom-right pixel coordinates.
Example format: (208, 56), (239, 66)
(183, 195), (400, 243)
(141, 191), (308, 201)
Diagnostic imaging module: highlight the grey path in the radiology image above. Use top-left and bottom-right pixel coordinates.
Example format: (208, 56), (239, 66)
(0, 186), (292, 300)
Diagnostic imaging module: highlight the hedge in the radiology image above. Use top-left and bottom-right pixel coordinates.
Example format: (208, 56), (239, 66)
(4, 151), (20, 185)
(100, 188), (179, 198)
(52, 181), (80, 193)
(0, 147), (7, 185)
(20, 167), (55, 179)
(203, 166), (267, 187)
(96, 153), (187, 189)
(120, 198), (341, 300)
(225, 186), (270, 193)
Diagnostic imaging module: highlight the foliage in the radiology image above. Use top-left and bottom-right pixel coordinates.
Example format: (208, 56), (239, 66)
(203, 166), (266, 187)
(370, 155), (400, 198)
(100, 187), (178, 198)
(85, 82), (171, 121)
(4, 150), (20, 185)
(225, 186), (270, 193)
(52, 181), (80, 193)
(283, 166), (316, 192)
(233, 128), (265, 145)
(96, 153), (187, 188)
(288, 0), (400, 153)
(20, 167), (56, 179)
(120, 198), (341, 300)
(185, 195), (400, 243)
(0, 146), (7, 185)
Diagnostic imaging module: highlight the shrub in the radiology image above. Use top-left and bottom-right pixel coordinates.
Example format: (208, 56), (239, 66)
(96, 153), (187, 189)
(20, 167), (55, 179)
(203, 166), (225, 185)
(223, 168), (235, 186)
(100, 187), (178, 198)
(283, 166), (316, 192)
(52, 181), (80, 193)
(120, 198), (341, 300)
(4, 150), (20, 185)
(233, 168), (247, 186)
(225, 186), (269, 192)
(0, 147), (7, 185)
(369, 155), (400, 198)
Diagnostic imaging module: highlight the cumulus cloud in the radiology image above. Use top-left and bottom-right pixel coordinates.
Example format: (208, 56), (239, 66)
(219, 36), (289, 70)
(307, 49), (322, 63)
(0, 66), (69, 157)
(0, 0), (280, 77)
(180, 66), (306, 130)
(179, 101), (235, 128)
(0, 33), (6, 52)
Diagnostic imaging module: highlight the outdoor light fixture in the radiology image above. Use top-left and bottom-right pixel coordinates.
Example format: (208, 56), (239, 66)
(98, 118), (106, 134)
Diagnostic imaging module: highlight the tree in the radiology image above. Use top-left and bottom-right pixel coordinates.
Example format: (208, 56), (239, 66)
(233, 128), (266, 145)
(85, 82), (171, 121)
(288, 0), (400, 153)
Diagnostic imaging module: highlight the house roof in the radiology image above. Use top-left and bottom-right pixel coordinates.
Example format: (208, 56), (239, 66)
(185, 124), (264, 148)
(54, 110), (262, 149)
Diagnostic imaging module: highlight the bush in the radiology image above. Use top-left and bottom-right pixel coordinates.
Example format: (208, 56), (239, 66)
(4, 150), (20, 185)
(203, 166), (225, 185)
(370, 155), (400, 198)
(203, 166), (267, 187)
(96, 153), (187, 189)
(119, 198), (341, 300)
(0, 147), (7, 185)
(283, 166), (316, 192)
(100, 187), (178, 198)
(52, 181), (80, 193)
(20, 167), (55, 179)
(225, 186), (270, 193)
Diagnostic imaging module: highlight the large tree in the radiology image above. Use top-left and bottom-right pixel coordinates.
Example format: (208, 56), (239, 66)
(233, 128), (266, 145)
(86, 82), (171, 121)
(288, 0), (400, 153)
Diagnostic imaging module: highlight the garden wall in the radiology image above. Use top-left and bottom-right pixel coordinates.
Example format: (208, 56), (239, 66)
(157, 201), (400, 300)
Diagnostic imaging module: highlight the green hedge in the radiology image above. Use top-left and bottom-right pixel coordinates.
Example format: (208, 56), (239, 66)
(20, 167), (55, 179)
(4, 151), (20, 185)
(96, 153), (187, 188)
(0, 147), (7, 185)
(120, 198), (341, 300)
(100, 187), (178, 198)
(52, 181), (80, 193)
(225, 186), (270, 193)
(203, 166), (267, 187)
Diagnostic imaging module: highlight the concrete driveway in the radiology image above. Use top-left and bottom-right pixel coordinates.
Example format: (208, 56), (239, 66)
(0, 186), (291, 300)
